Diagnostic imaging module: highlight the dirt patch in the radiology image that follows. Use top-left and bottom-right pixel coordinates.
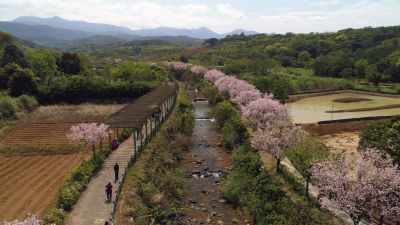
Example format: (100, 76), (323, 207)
(326, 103), (400, 113)
(302, 120), (382, 135)
(0, 104), (123, 154)
(0, 154), (84, 221)
(332, 97), (372, 103)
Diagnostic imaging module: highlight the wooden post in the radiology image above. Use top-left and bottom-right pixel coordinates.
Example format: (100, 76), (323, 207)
(116, 128), (119, 140)
(140, 127), (143, 150)
(108, 131), (111, 151)
(145, 122), (148, 144)
(133, 129), (137, 156)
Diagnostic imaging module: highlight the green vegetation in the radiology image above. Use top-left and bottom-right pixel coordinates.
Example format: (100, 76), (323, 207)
(359, 116), (400, 165)
(187, 26), (400, 95)
(0, 94), (38, 121)
(115, 85), (194, 225)
(286, 137), (330, 198)
(43, 150), (110, 225)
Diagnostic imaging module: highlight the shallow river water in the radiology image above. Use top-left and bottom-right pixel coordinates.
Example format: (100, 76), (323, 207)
(178, 100), (251, 225)
(286, 92), (400, 123)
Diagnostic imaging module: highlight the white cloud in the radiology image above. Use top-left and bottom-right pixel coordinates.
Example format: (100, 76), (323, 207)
(0, 0), (399, 33)
(258, 0), (400, 33)
(216, 3), (246, 19)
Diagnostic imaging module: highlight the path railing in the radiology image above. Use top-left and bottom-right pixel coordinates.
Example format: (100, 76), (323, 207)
(111, 89), (178, 217)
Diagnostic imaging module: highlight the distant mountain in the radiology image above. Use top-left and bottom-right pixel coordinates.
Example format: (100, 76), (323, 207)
(0, 21), (93, 46)
(14, 16), (132, 34)
(223, 28), (259, 36)
(129, 26), (220, 39)
(12, 16), (258, 39)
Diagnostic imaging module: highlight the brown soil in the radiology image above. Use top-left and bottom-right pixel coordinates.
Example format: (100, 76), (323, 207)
(332, 97), (372, 103)
(288, 89), (400, 103)
(326, 103), (400, 113)
(302, 120), (382, 135)
(0, 104), (123, 154)
(0, 154), (84, 221)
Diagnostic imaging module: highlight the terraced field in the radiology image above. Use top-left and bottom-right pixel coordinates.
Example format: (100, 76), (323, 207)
(0, 103), (124, 154)
(0, 154), (83, 221)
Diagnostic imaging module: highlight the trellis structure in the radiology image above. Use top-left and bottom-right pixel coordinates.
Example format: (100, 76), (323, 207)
(106, 84), (179, 154)
(106, 84), (179, 216)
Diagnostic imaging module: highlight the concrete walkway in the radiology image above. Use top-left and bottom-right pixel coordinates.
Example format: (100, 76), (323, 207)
(65, 137), (135, 225)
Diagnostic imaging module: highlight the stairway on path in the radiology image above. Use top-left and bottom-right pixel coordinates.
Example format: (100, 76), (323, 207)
(65, 136), (135, 225)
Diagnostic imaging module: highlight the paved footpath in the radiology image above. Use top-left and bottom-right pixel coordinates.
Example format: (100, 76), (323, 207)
(66, 136), (136, 225)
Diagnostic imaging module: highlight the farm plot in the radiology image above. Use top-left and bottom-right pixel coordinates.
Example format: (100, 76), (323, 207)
(0, 154), (83, 221)
(0, 103), (125, 154)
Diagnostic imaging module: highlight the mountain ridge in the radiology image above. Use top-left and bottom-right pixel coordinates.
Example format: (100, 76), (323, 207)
(12, 16), (258, 39)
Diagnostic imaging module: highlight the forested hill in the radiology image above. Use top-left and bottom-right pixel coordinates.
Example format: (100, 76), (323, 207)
(193, 26), (400, 83)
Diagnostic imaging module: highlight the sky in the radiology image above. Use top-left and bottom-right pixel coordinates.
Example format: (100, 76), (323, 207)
(0, 0), (399, 33)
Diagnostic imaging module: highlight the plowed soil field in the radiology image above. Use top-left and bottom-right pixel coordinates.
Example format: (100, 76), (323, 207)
(0, 154), (82, 221)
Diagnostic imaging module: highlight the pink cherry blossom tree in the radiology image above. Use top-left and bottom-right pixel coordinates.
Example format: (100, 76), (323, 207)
(214, 76), (239, 97)
(232, 89), (262, 108)
(242, 97), (290, 129)
(191, 65), (208, 75)
(311, 149), (400, 225)
(204, 69), (225, 83)
(251, 120), (305, 171)
(166, 61), (187, 71)
(4, 213), (42, 225)
(67, 123), (110, 159)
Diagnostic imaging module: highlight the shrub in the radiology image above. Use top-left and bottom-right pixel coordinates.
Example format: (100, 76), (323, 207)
(17, 95), (38, 112)
(0, 95), (16, 120)
(222, 117), (248, 149)
(43, 208), (67, 225)
(212, 101), (240, 127)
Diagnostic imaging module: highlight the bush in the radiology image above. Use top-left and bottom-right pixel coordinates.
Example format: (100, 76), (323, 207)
(43, 208), (67, 225)
(0, 95), (16, 120)
(17, 95), (38, 112)
(57, 151), (109, 211)
(222, 117), (248, 149)
(212, 101), (240, 127)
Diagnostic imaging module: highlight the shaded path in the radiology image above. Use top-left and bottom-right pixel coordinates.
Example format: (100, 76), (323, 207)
(179, 101), (251, 225)
(65, 137), (134, 225)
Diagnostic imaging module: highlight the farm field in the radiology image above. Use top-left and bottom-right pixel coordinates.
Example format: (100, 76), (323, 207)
(286, 91), (400, 123)
(0, 103), (125, 154)
(0, 154), (84, 221)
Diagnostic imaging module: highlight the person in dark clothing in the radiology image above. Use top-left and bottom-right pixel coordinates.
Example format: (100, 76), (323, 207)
(114, 162), (119, 181)
(104, 221), (109, 225)
(105, 182), (113, 202)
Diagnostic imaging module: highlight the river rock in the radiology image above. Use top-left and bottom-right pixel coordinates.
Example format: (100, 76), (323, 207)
(232, 218), (239, 223)
(217, 220), (224, 224)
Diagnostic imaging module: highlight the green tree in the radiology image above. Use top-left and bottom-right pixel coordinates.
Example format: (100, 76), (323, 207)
(365, 64), (381, 85)
(298, 51), (311, 62)
(57, 52), (82, 75)
(359, 116), (400, 165)
(272, 78), (292, 104)
(204, 38), (219, 46)
(6, 64), (37, 96)
(0, 44), (29, 68)
(354, 59), (368, 79)
(179, 55), (189, 63)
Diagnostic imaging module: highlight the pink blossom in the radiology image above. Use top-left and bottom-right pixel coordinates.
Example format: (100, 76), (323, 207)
(311, 149), (400, 224)
(4, 213), (42, 225)
(242, 97), (290, 129)
(191, 66), (208, 75)
(204, 69), (225, 83)
(232, 89), (262, 107)
(67, 123), (109, 146)
(214, 76), (238, 96)
(251, 121), (305, 167)
(166, 61), (187, 71)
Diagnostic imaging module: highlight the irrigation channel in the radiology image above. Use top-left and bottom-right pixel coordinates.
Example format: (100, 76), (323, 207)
(177, 96), (251, 225)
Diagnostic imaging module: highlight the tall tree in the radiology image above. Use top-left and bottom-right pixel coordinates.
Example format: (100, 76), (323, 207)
(0, 44), (29, 68)
(57, 52), (82, 75)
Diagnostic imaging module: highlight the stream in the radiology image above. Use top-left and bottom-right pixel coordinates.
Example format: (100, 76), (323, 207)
(177, 98), (251, 225)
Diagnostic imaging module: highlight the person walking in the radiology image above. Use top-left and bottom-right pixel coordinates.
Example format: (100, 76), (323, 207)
(105, 182), (113, 202)
(114, 162), (119, 182)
